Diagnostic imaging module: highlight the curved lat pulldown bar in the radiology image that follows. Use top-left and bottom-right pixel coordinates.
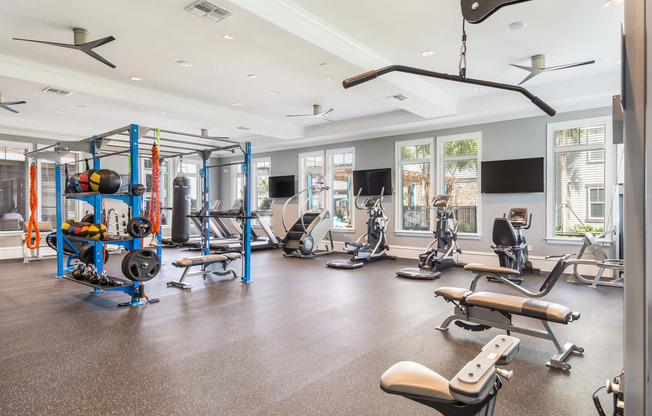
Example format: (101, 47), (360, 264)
(342, 65), (556, 116)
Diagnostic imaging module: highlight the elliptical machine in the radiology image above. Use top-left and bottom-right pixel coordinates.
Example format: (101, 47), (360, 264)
(326, 187), (396, 269)
(396, 194), (462, 280)
(281, 182), (334, 258)
(490, 208), (539, 284)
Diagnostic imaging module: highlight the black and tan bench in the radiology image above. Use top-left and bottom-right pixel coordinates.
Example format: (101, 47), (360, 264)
(435, 286), (582, 370)
(168, 253), (241, 290)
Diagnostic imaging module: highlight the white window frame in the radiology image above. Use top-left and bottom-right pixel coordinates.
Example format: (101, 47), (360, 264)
(394, 137), (435, 236)
(326, 147), (355, 233)
(0, 141), (32, 234)
(298, 150), (325, 208)
(436, 132), (482, 239)
(252, 157), (271, 209)
(179, 158), (202, 210)
(546, 116), (614, 243)
(587, 186), (605, 221)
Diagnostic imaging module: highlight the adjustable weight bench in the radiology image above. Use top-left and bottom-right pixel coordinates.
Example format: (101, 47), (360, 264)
(168, 253), (241, 290)
(381, 335), (520, 416)
(435, 287), (582, 370)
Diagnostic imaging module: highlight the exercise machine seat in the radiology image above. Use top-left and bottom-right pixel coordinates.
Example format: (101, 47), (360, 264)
(381, 361), (456, 403)
(434, 287), (472, 302)
(221, 253), (242, 260)
(464, 264), (520, 276)
(466, 292), (576, 324)
(173, 254), (228, 268)
(492, 218), (519, 246)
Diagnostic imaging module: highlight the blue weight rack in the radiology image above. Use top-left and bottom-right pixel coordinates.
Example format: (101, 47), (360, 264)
(28, 124), (252, 306)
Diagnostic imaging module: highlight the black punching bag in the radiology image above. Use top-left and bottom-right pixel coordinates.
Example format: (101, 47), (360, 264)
(172, 174), (191, 244)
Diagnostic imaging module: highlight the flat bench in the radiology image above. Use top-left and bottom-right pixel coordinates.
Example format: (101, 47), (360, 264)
(168, 253), (241, 290)
(435, 286), (583, 371)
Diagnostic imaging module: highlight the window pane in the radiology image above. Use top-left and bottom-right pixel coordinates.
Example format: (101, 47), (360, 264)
(401, 144), (430, 161)
(401, 163), (430, 231)
(182, 163), (197, 174)
(0, 147), (27, 230)
(445, 139), (478, 157)
(444, 160), (477, 233)
(554, 150), (605, 236)
(41, 158), (78, 224)
(588, 150), (604, 162)
(555, 125), (605, 147)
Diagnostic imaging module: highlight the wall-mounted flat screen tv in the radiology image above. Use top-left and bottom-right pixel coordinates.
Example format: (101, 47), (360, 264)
(481, 157), (544, 193)
(269, 175), (296, 198)
(352, 168), (392, 196)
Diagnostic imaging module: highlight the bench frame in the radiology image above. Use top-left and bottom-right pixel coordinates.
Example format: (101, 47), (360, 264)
(167, 255), (240, 290)
(436, 297), (583, 371)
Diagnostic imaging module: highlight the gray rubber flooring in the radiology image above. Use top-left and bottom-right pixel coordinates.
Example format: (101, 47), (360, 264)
(0, 249), (623, 415)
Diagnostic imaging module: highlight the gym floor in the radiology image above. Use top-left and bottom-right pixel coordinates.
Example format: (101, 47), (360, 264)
(0, 249), (622, 416)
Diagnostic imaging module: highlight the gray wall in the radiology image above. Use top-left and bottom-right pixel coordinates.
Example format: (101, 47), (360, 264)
(218, 107), (612, 257)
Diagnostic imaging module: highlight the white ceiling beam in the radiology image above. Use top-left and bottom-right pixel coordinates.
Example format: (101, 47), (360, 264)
(228, 0), (459, 118)
(0, 55), (304, 140)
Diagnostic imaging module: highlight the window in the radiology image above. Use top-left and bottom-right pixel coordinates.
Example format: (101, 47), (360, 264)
(437, 133), (481, 234)
(41, 153), (78, 225)
(547, 117), (612, 238)
(326, 148), (355, 230)
(298, 151), (325, 210)
(143, 159), (170, 224)
(181, 161), (201, 209)
(253, 158), (271, 210)
(0, 144), (29, 231)
(395, 139), (433, 232)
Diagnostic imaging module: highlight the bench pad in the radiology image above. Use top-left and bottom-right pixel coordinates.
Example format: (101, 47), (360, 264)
(381, 361), (456, 403)
(435, 287), (472, 302)
(464, 264), (520, 276)
(466, 292), (575, 324)
(173, 254), (228, 268)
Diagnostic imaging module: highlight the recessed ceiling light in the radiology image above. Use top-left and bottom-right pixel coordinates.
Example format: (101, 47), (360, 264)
(603, 0), (623, 6)
(176, 60), (192, 67)
(129, 76), (142, 81)
(160, 111), (166, 115)
(223, 34), (235, 40)
(247, 74), (256, 79)
(507, 21), (527, 30)
(326, 77), (332, 82)
(53, 110), (63, 114)
(232, 103), (242, 107)
(270, 91), (281, 96)
(421, 50), (435, 57)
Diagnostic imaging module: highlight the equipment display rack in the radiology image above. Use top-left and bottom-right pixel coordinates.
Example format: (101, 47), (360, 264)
(28, 124), (253, 306)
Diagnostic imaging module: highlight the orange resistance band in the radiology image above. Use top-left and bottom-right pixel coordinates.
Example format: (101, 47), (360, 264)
(149, 145), (161, 234)
(25, 164), (39, 249)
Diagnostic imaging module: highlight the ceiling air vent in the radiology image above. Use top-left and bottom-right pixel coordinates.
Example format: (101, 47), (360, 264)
(388, 94), (411, 101)
(42, 87), (72, 97)
(185, 1), (233, 23)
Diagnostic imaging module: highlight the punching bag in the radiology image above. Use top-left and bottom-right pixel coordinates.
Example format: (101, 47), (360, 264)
(171, 174), (191, 244)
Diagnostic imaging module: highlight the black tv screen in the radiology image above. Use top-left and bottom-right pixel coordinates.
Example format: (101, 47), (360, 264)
(481, 157), (544, 193)
(269, 175), (295, 198)
(353, 168), (392, 196)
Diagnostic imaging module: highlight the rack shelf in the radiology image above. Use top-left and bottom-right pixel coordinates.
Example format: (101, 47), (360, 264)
(66, 235), (133, 244)
(62, 274), (133, 290)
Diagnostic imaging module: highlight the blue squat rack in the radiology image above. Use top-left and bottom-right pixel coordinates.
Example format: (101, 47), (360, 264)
(28, 124), (252, 306)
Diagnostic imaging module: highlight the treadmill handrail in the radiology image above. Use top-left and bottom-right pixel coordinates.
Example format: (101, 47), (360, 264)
(342, 65), (556, 117)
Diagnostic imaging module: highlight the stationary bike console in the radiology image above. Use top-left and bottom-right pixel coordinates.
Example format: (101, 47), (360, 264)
(507, 208), (530, 229)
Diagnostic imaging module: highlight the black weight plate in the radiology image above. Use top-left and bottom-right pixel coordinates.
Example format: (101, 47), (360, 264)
(131, 183), (146, 196)
(127, 217), (153, 239)
(81, 213), (94, 223)
(78, 244), (109, 265)
(121, 249), (160, 282)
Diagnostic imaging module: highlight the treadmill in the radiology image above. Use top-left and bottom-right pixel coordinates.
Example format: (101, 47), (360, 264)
(211, 198), (281, 252)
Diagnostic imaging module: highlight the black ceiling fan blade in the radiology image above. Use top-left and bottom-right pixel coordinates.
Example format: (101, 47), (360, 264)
(2, 101), (26, 106)
(12, 37), (79, 49)
(318, 108), (334, 117)
(0, 104), (19, 114)
(543, 60), (596, 72)
(81, 48), (116, 68)
(286, 114), (312, 117)
(80, 35), (116, 50)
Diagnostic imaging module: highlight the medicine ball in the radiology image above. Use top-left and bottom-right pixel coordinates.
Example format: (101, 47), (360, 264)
(67, 173), (81, 193)
(76, 169), (96, 192)
(61, 219), (77, 235)
(90, 169), (122, 194)
(80, 224), (92, 238)
(72, 222), (90, 237)
(86, 224), (107, 241)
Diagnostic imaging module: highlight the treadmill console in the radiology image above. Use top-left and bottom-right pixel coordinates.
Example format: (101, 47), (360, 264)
(259, 198), (274, 211)
(508, 208), (529, 228)
(364, 196), (380, 209)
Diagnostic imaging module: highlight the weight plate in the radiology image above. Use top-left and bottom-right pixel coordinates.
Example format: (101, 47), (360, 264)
(121, 249), (160, 282)
(78, 244), (109, 265)
(131, 183), (146, 196)
(81, 213), (94, 223)
(127, 217), (153, 239)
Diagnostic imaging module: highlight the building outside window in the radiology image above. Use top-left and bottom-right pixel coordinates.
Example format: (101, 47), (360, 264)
(547, 117), (612, 238)
(298, 151), (325, 211)
(326, 148), (354, 230)
(143, 159), (170, 224)
(41, 153), (78, 225)
(253, 158), (271, 210)
(181, 161), (201, 209)
(0, 144), (29, 231)
(437, 133), (481, 234)
(395, 139), (432, 232)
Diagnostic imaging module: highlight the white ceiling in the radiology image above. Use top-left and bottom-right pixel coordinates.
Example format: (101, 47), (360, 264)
(0, 0), (623, 151)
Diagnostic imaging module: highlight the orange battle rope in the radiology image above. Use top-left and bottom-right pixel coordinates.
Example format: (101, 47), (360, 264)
(25, 164), (39, 249)
(150, 142), (161, 234)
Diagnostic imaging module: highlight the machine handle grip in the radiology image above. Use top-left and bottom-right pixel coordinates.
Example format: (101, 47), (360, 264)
(342, 70), (379, 89)
(531, 96), (556, 117)
(495, 368), (513, 381)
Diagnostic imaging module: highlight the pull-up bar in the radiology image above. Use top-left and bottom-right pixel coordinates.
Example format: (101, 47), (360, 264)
(342, 65), (556, 116)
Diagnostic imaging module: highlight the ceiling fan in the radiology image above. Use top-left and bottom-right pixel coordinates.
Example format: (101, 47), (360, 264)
(511, 54), (595, 85)
(13, 28), (117, 69)
(286, 104), (334, 122)
(0, 93), (27, 114)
